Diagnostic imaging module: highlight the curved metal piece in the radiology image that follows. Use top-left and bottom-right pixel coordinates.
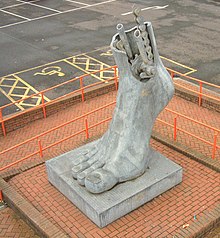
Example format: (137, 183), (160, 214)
(116, 23), (133, 60)
(134, 29), (149, 64)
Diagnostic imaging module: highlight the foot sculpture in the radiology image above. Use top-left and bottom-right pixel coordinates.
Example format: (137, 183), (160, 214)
(71, 8), (174, 193)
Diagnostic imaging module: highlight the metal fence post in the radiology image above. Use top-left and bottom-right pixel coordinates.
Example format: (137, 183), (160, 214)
(41, 92), (47, 118)
(80, 76), (85, 102)
(212, 132), (218, 159)
(199, 82), (203, 106)
(170, 71), (174, 79)
(38, 139), (43, 158)
(0, 190), (3, 202)
(174, 116), (177, 141)
(85, 118), (89, 139)
(0, 109), (6, 136)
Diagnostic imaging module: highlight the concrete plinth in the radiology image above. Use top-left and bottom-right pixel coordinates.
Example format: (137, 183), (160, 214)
(46, 143), (182, 228)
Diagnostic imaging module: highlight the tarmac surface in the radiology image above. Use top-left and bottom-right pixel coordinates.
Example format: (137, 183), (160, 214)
(0, 0), (220, 114)
(0, 1), (220, 237)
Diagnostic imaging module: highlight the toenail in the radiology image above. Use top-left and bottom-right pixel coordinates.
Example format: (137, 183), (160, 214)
(87, 174), (101, 184)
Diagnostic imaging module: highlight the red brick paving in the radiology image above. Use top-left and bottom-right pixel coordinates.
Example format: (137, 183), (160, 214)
(205, 225), (220, 238)
(0, 83), (219, 237)
(174, 78), (220, 100)
(0, 207), (39, 238)
(0, 89), (219, 175)
(7, 139), (220, 237)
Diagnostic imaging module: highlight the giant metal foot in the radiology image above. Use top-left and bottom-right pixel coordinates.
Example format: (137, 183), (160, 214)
(71, 8), (174, 193)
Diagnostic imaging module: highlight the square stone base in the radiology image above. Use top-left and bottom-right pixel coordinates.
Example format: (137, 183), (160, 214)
(46, 143), (182, 228)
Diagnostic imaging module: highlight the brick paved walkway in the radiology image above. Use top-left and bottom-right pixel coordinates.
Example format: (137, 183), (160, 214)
(8, 139), (220, 237)
(0, 90), (219, 177)
(0, 207), (39, 238)
(205, 225), (220, 238)
(174, 78), (220, 97)
(0, 86), (219, 237)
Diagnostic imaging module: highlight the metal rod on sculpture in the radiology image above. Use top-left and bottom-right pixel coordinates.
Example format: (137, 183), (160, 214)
(116, 23), (133, 60)
(134, 29), (149, 64)
(132, 6), (146, 32)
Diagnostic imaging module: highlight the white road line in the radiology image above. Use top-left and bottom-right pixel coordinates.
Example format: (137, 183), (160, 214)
(64, 0), (90, 6)
(63, 0), (116, 13)
(121, 5), (169, 16)
(0, 20), (29, 29)
(32, 0), (116, 20)
(1, 2), (29, 10)
(16, 0), (62, 13)
(0, 0), (117, 29)
(31, 12), (60, 21)
(142, 5), (169, 11)
(0, 0), (40, 10)
(0, 9), (31, 20)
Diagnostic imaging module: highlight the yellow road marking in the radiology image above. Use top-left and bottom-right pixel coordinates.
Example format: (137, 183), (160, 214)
(64, 58), (107, 82)
(184, 69), (197, 75)
(18, 102), (41, 107)
(99, 49), (197, 75)
(100, 49), (113, 56)
(34, 66), (65, 77)
(84, 54), (115, 81)
(64, 54), (115, 82)
(0, 74), (50, 110)
(1, 45), (196, 79)
(13, 75), (50, 101)
(160, 56), (197, 75)
(0, 85), (28, 89)
(1, 46), (110, 78)
(0, 87), (24, 110)
(85, 54), (112, 68)
(0, 46), (197, 111)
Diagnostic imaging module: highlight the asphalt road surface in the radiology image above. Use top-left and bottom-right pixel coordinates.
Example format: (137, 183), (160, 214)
(0, 0), (219, 114)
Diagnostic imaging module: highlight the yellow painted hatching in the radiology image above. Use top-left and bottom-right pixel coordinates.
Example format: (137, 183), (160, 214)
(0, 46), (196, 112)
(0, 74), (50, 110)
(64, 54), (115, 82)
(99, 49), (197, 75)
(160, 56), (197, 75)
